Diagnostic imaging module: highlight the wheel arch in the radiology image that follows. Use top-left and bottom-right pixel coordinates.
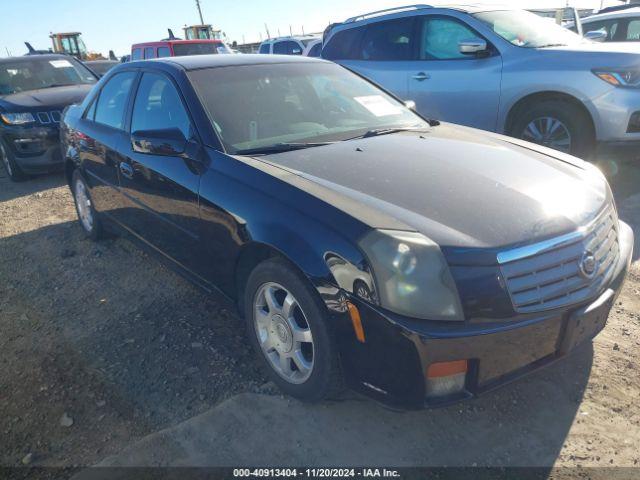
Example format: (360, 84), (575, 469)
(504, 91), (596, 139)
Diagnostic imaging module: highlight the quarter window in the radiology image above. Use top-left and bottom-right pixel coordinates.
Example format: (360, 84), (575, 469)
(419, 17), (479, 60)
(360, 18), (415, 61)
(93, 71), (136, 130)
(258, 43), (271, 54)
(131, 73), (192, 140)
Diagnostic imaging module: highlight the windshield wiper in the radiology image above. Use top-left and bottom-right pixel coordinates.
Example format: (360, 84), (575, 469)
(345, 125), (432, 141)
(235, 142), (335, 156)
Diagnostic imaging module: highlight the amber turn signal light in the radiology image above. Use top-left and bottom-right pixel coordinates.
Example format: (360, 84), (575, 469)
(347, 302), (366, 343)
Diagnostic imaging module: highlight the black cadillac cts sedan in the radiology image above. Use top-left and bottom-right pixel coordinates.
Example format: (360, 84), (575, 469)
(60, 55), (634, 409)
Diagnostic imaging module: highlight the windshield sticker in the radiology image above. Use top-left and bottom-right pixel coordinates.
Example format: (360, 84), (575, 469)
(49, 60), (73, 69)
(354, 95), (402, 117)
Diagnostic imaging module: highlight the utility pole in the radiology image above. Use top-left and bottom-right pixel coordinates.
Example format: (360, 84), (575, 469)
(195, 0), (205, 24)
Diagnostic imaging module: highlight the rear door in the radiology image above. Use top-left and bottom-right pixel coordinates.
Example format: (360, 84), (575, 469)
(408, 14), (503, 131)
(116, 70), (205, 276)
(79, 71), (137, 215)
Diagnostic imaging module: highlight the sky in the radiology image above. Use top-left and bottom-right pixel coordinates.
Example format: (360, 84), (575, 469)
(0, 0), (629, 58)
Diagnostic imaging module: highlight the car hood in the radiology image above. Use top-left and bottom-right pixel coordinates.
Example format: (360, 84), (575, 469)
(259, 124), (609, 255)
(0, 84), (93, 111)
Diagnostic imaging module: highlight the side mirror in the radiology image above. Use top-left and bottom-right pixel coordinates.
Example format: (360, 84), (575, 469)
(404, 100), (416, 111)
(131, 128), (187, 156)
(458, 38), (488, 55)
(585, 30), (607, 42)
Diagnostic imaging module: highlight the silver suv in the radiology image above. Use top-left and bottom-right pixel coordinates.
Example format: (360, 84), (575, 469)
(322, 5), (640, 158)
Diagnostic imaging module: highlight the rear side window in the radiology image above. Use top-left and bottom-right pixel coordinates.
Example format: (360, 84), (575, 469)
(258, 43), (270, 54)
(627, 20), (640, 41)
(94, 71), (136, 130)
(144, 47), (156, 59)
(322, 27), (365, 60)
(131, 73), (193, 140)
(419, 17), (479, 60)
(157, 47), (171, 58)
(132, 48), (143, 61)
(274, 41), (302, 55)
(360, 17), (415, 60)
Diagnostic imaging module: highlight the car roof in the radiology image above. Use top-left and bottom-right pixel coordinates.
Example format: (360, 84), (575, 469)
(0, 53), (73, 64)
(582, 7), (640, 22)
(125, 54), (331, 71)
(261, 35), (321, 44)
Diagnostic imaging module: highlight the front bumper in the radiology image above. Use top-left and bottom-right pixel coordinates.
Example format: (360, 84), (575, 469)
(337, 221), (634, 409)
(591, 87), (640, 144)
(1, 125), (63, 174)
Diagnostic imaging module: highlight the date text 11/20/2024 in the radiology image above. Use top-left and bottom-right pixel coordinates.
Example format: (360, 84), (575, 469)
(233, 469), (401, 478)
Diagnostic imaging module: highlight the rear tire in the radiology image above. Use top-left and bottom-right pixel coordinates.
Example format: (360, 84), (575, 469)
(0, 139), (28, 182)
(510, 100), (595, 159)
(71, 169), (103, 241)
(244, 257), (342, 402)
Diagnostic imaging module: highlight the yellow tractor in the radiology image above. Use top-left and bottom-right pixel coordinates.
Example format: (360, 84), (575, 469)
(183, 24), (222, 41)
(49, 32), (104, 60)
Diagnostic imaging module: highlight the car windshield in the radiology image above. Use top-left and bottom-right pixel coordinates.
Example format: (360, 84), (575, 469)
(474, 9), (586, 48)
(189, 62), (428, 154)
(0, 57), (96, 95)
(173, 42), (230, 56)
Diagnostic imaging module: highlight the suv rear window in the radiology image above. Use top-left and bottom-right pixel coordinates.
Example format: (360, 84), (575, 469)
(361, 17), (415, 60)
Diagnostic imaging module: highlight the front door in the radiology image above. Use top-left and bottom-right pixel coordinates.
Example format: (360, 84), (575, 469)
(117, 71), (205, 278)
(408, 15), (503, 131)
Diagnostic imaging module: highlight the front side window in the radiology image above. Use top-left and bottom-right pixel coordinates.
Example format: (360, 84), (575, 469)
(583, 20), (619, 41)
(274, 41), (302, 55)
(419, 17), (479, 60)
(94, 71), (136, 130)
(0, 57), (96, 95)
(131, 72), (192, 140)
(360, 18), (415, 60)
(474, 9), (584, 48)
(189, 62), (427, 154)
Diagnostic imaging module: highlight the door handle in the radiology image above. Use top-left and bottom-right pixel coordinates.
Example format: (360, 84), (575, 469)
(119, 162), (134, 180)
(412, 72), (431, 81)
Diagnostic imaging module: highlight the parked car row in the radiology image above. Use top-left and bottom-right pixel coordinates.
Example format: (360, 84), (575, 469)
(0, 5), (635, 409)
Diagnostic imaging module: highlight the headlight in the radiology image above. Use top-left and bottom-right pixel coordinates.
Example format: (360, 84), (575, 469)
(358, 229), (464, 321)
(593, 69), (640, 88)
(1, 112), (36, 125)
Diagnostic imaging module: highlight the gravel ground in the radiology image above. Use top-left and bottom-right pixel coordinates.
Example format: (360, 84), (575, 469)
(0, 160), (639, 474)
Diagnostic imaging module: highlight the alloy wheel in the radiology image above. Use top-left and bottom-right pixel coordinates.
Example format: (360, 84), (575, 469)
(74, 178), (94, 232)
(521, 116), (572, 153)
(253, 282), (314, 384)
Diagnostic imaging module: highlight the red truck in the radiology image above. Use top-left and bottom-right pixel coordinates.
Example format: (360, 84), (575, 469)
(132, 31), (231, 60)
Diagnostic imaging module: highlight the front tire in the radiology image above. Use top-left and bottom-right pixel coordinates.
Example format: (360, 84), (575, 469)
(244, 258), (342, 402)
(72, 170), (103, 241)
(0, 139), (28, 182)
(511, 100), (595, 159)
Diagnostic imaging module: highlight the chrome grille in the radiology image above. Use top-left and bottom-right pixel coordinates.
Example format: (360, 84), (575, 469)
(499, 206), (619, 314)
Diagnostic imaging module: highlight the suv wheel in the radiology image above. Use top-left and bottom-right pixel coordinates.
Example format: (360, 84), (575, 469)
(244, 258), (342, 402)
(0, 140), (27, 182)
(511, 100), (595, 159)
(72, 170), (103, 240)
